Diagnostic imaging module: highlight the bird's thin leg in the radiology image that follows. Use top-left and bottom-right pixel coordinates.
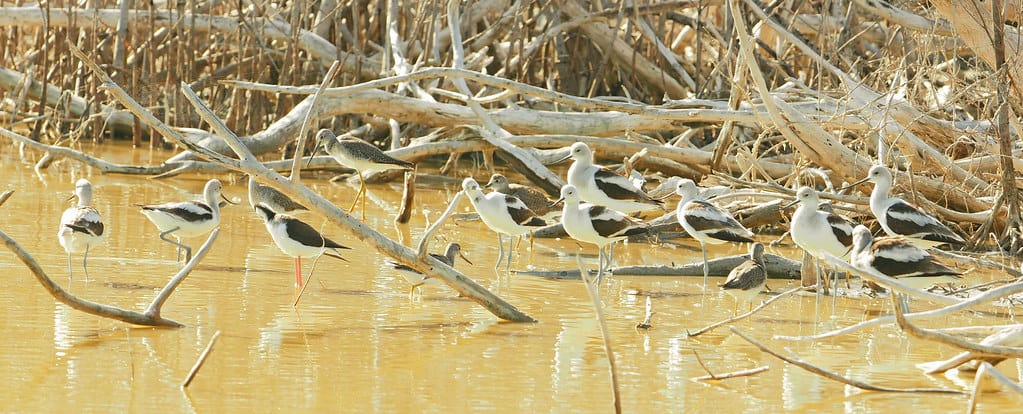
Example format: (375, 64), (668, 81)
(701, 243), (709, 291)
(494, 234), (505, 269)
(66, 251), (73, 281)
(349, 171), (366, 219)
(360, 171), (368, 221)
(607, 242), (616, 273)
(528, 231), (535, 265)
(505, 235), (513, 272)
(157, 227), (189, 262)
(82, 244), (91, 281)
(295, 257), (303, 288)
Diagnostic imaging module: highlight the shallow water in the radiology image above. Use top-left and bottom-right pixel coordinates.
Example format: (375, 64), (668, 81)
(0, 142), (1021, 412)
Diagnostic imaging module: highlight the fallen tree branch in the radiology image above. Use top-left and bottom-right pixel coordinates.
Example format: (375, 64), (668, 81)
(687, 286), (805, 337)
(729, 326), (966, 394)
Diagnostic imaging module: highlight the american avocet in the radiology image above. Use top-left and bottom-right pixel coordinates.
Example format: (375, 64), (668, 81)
(555, 184), (648, 276)
(247, 175), (307, 214)
(557, 142), (662, 213)
(254, 203), (350, 288)
(484, 173), (555, 216)
(675, 179), (754, 289)
(390, 242), (471, 297)
(57, 178), (104, 280)
(849, 225), (962, 290)
(315, 129), (414, 220)
(462, 177), (547, 269)
(721, 242), (767, 313)
(786, 186), (856, 291)
(140, 179), (232, 263)
(845, 165), (965, 248)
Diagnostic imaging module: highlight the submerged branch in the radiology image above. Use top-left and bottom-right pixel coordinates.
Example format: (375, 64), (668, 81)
(730, 327), (966, 395)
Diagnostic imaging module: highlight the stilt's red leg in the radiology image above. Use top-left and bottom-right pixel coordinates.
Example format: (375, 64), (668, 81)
(295, 257), (303, 287)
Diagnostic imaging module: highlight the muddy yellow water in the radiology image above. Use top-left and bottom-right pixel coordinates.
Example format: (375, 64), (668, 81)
(1, 143), (1020, 412)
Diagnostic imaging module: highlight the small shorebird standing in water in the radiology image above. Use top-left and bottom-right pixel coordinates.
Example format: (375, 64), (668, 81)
(557, 142), (662, 213)
(389, 242), (472, 298)
(254, 203), (350, 288)
(462, 177), (547, 270)
(314, 129), (414, 220)
(58, 178), (104, 280)
(786, 186), (857, 292)
(844, 165), (965, 249)
(139, 179), (232, 263)
(674, 179), (754, 290)
(555, 184), (648, 277)
(721, 242), (768, 313)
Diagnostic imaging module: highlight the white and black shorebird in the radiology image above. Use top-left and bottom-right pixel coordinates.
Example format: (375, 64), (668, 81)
(721, 242), (768, 313)
(556, 184), (648, 276)
(247, 175), (307, 214)
(314, 129), (414, 220)
(849, 225), (962, 290)
(57, 178), (104, 280)
(786, 186), (857, 291)
(462, 177), (547, 269)
(254, 203), (350, 288)
(845, 165), (965, 249)
(484, 173), (555, 216)
(139, 179), (232, 263)
(674, 179), (754, 289)
(389, 242), (472, 297)
(557, 142), (662, 213)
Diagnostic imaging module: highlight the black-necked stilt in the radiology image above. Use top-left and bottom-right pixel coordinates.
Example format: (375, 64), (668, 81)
(674, 179), (754, 289)
(555, 184), (648, 276)
(58, 178), (104, 281)
(721, 242), (767, 313)
(389, 242), (471, 297)
(484, 173), (555, 216)
(247, 176), (307, 214)
(557, 142), (662, 213)
(787, 186), (857, 291)
(849, 225), (962, 290)
(462, 177), (547, 269)
(845, 165), (965, 248)
(254, 203), (350, 288)
(314, 129), (414, 220)
(140, 179), (232, 263)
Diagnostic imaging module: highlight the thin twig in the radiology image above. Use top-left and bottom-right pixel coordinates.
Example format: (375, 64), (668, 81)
(636, 296), (653, 330)
(691, 365), (769, 382)
(576, 254), (622, 414)
(181, 330), (222, 388)
(729, 327), (966, 394)
(290, 60), (341, 184)
(687, 286), (805, 337)
(967, 362), (1023, 413)
(891, 294), (1023, 358)
(144, 229), (220, 318)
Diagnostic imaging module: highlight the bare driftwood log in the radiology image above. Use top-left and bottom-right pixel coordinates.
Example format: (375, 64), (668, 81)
(0, 221), (220, 327)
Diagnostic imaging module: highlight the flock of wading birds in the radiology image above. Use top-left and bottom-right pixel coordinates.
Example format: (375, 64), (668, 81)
(55, 128), (968, 304)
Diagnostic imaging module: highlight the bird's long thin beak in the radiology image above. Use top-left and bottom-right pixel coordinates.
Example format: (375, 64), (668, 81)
(65, 193), (77, 203)
(221, 193), (237, 205)
(458, 251), (473, 266)
(782, 198), (800, 209)
(553, 152), (572, 165)
(549, 197), (564, 209)
(837, 176), (870, 192)
(304, 145), (322, 168)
